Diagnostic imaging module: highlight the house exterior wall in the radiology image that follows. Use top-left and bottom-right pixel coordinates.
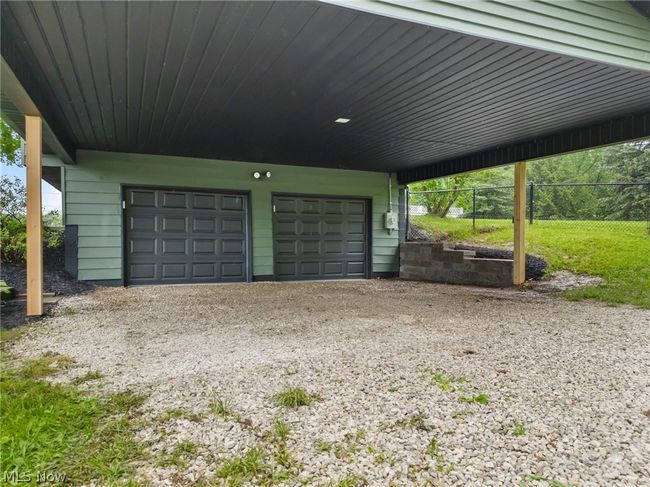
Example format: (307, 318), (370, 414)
(64, 150), (400, 282)
(325, 0), (650, 71)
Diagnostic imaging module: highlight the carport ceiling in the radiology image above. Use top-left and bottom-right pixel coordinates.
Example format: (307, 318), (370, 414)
(2, 1), (650, 182)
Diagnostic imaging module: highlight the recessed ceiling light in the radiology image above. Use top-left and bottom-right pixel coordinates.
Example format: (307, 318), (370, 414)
(335, 118), (351, 124)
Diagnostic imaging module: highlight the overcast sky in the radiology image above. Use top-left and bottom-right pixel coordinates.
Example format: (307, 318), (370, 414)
(1, 162), (62, 213)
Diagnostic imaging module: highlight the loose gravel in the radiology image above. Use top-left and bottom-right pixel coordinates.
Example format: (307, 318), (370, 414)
(9, 280), (650, 486)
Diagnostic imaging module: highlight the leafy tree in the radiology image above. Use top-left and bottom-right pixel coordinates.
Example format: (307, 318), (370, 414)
(1, 119), (22, 166)
(409, 174), (473, 217)
(599, 140), (650, 220)
(0, 176), (26, 218)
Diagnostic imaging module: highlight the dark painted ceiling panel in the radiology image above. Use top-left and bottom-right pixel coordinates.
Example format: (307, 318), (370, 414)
(1, 0), (649, 181)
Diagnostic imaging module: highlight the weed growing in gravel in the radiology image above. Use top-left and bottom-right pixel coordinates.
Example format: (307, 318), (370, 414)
(503, 392), (518, 402)
(367, 445), (397, 466)
(319, 430), (367, 462)
(215, 443), (301, 485)
(57, 306), (77, 316)
(333, 475), (366, 487)
(388, 386), (399, 392)
(314, 439), (333, 453)
(271, 419), (291, 442)
(426, 438), (454, 475)
(520, 474), (575, 487)
(216, 447), (269, 482)
(334, 438), (360, 461)
(158, 440), (198, 468)
(459, 393), (489, 405)
(423, 368), (465, 392)
(272, 386), (321, 409)
(396, 411), (431, 431)
(512, 421), (526, 436)
(72, 370), (104, 385)
(210, 395), (235, 418)
(159, 407), (203, 423)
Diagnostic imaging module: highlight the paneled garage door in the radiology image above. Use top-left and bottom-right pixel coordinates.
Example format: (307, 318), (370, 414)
(124, 188), (249, 285)
(272, 195), (368, 280)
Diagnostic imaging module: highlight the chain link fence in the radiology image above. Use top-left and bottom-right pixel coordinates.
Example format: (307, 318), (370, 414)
(408, 182), (650, 237)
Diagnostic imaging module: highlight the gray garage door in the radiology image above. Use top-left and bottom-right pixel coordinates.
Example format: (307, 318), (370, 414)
(272, 195), (368, 280)
(125, 188), (249, 285)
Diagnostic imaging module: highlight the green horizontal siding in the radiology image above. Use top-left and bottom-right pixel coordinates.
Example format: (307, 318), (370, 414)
(78, 268), (122, 281)
(327, 0), (650, 71)
(78, 247), (121, 259)
(65, 150), (400, 281)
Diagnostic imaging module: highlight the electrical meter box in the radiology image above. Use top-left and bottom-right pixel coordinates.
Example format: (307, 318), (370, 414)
(384, 211), (398, 230)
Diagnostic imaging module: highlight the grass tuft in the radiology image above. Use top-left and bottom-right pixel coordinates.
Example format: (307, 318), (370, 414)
(272, 386), (321, 409)
(157, 440), (198, 468)
(272, 419), (291, 442)
(159, 407), (203, 423)
(72, 370), (104, 385)
(215, 447), (270, 483)
(210, 396), (234, 419)
(334, 476), (365, 487)
(315, 439), (333, 453)
(57, 306), (77, 317)
(426, 438), (439, 457)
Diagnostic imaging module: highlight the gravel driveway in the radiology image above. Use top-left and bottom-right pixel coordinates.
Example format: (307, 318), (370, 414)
(11, 280), (650, 486)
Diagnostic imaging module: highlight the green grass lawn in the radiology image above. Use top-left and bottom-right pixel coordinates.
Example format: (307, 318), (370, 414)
(411, 216), (650, 309)
(0, 328), (146, 486)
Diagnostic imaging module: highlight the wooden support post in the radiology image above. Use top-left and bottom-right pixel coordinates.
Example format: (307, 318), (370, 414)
(25, 115), (43, 316)
(513, 161), (526, 285)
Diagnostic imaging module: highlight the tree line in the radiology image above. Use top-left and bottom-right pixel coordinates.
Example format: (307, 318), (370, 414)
(410, 140), (650, 221)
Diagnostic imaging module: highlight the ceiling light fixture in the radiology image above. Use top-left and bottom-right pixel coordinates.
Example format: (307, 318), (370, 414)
(335, 118), (351, 124)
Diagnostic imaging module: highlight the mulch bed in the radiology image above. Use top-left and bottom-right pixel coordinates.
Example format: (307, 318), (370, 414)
(1, 245), (93, 328)
(454, 244), (547, 280)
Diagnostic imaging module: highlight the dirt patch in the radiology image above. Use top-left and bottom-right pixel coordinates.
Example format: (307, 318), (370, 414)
(531, 270), (604, 292)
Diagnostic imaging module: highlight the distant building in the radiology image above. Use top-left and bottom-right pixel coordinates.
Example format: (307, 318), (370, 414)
(447, 207), (465, 218)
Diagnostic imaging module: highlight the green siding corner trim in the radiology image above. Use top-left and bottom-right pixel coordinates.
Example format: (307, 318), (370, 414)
(66, 150), (400, 282)
(325, 0), (650, 71)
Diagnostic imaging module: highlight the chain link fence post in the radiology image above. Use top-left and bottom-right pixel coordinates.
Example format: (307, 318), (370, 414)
(529, 180), (535, 224)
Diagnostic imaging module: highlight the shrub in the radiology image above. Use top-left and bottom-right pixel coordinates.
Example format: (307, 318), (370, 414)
(0, 214), (26, 262)
(0, 213), (63, 263)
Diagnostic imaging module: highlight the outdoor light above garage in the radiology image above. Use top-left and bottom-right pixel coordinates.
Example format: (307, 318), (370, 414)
(335, 118), (351, 124)
(253, 171), (271, 179)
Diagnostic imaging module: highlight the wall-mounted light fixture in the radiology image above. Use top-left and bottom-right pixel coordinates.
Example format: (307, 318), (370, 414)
(335, 117), (351, 124)
(253, 170), (272, 180)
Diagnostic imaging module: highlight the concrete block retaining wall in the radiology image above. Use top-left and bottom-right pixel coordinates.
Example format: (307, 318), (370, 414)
(400, 242), (513, 287)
